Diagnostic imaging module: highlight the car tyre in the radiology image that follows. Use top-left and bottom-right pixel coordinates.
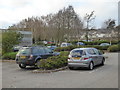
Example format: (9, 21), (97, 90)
(88, 62), (94, 70)
(68, 67), (74, 70)
(19, 64), (26, 69)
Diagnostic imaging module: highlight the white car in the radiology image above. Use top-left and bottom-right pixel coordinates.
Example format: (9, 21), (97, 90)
(61, 42), (72, 47)
(68, 48), (105, 70)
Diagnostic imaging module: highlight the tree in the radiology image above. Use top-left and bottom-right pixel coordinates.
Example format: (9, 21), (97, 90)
(102, 19), (115, 29)
(84, 11), (95, 42)
(2, 31), (22, 54)
(8, 5), (83, 45)
(102, 19), (116, 44)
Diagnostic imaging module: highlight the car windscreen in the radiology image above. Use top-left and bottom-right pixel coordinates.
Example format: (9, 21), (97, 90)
(70, 50), (83, 57)
(17, 48), (31, 55)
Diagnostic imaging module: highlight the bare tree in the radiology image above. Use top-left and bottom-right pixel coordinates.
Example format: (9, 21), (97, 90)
(84, 11), (95, 42)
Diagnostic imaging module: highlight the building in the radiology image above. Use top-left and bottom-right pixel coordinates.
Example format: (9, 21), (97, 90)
(0, 29), (33, 46)
(17, 31), (33, 46)
(118, 1), (120, 25)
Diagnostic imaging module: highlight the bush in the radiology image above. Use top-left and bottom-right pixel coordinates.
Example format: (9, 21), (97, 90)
(2, 31), (22, 54)
(38, 51), (69, 70)
(55, 45), (110, 52)
(60, 51), (69, 56)
(2, 52), (17, 60)
(107, 45), (120, 52)
(55, 45), (83, 52)
(79, 45), (109, 50)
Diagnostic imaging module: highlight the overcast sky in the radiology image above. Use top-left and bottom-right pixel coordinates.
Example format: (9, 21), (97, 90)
(0, 0), (119, 29)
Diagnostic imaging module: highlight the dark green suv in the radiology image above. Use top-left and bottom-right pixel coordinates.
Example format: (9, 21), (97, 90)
(15, 46), (59, 69)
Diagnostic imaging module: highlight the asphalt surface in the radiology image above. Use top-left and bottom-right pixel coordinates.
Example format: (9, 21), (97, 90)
(2, 53), (118, 88)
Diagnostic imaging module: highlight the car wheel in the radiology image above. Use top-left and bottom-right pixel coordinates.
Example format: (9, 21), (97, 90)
(88, 62), (94, 70)
(101, 58), (105, 65)
(19, 64), (26, 69)
(68, 67), (74, 70)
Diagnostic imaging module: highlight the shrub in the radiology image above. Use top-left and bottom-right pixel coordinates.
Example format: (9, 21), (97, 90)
(55, 45), (83, 52)
(38, 51), (69, 70)
(55, 45), (110, 52)
(60, 51), (69, 56)
(82, 45), (109, 50)
(38, 56), (68, 70)
(2, 52), (17, 60)
(2, 31), (22, 54)
(107, 45), (120, 52)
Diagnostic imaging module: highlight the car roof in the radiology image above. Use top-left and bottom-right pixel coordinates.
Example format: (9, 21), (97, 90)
(21, 46), (46, 49)
(72, 48), (96, 51)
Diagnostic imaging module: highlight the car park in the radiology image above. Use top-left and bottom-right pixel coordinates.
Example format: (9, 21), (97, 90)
(68, 48), (105, 70)
(15, 46), (59, 69)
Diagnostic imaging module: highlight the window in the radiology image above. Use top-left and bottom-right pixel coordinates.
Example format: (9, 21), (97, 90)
(71, 50), (83, 56)
(18, 48), (31, 55)
(93, 49), (99, 55)
(87, 49), (96, 55)
(38, 48), (45, 54)
(82, 51), (86, 55)
(44, 48), (52, 53)
(32, 48), (39, 54)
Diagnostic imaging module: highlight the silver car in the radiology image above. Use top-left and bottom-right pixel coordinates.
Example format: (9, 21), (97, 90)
(68, 48), (105, 70)
(100, 43), (110, 46)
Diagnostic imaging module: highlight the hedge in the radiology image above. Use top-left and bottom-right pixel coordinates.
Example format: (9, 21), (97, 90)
(2, 52), (17, 60)
(55, 45), (109, 52)
(54, 45), (81, 52)
(38, 51), (69, 70)
(84, 45), (109, 50)
(68, 40), (119, 45)
(107, 45), (120, 52)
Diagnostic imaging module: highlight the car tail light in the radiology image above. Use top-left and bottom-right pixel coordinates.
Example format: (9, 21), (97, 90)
(82, 57), (92, 60)
(83, 58), (89, 60)
(68, 57), (70, 59)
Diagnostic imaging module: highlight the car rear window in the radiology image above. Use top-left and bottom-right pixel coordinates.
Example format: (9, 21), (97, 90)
(32, 47), (45, 54)
(70, 50), (83, 57)
(18, 47), (31, 55)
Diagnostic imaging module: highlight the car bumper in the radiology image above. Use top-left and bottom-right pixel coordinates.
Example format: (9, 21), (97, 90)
(68, 62), (89, 68)
(16, 59), (35, 66)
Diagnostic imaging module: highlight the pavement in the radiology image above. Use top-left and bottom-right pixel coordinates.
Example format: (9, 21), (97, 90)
(1, 53), (118, 88)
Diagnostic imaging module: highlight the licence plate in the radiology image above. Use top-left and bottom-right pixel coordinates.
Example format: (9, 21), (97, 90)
(20, 56), (26, 59)
(73, 57), (80, 60)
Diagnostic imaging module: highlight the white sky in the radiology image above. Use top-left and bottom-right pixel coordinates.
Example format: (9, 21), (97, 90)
(0, 0), (119, 29)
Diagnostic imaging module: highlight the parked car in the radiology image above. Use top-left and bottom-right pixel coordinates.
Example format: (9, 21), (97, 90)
(68, 48), (105, 70)
(15, 46), (59, 69)
(76, 42), (85, 46)
(47, 45), (57, 50)
(100, 43), (110, 46)
(13, 46), (22, 52)
(61, 42), (72, 47)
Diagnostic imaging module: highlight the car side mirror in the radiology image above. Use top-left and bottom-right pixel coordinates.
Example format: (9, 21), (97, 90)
(49, 51), (53, 53)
